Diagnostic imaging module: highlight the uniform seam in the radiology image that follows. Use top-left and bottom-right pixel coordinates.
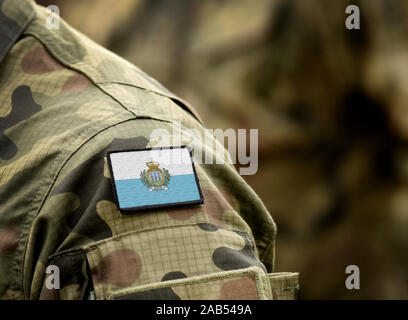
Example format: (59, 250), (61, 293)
(271, 286), (300, 291)
(24, 30), (200, 125)
(49, 250), (84, 261)
(15, 121), (100, 298)
(106, 267), (266, 300)
(22, 32), (140, 120)
(97, 81), (183, 102)
(83, 222), (254, 253)
(260, 232), (276, 272)
(0, 1), (35, 64)
(18, 119), (112, 297)
(23, 10), (202, 123)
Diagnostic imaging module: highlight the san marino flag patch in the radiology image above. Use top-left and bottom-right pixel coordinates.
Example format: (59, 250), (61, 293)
(107, 146), (204, 212)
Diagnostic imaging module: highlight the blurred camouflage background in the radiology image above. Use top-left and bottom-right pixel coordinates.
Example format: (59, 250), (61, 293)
(35, 0), (408, 299)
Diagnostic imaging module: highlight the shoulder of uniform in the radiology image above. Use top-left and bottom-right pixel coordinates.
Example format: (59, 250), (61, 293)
(23, 2), (202, 123)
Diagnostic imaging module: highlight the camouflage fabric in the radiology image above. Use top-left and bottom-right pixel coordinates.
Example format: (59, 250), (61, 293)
(0, 0), (298, 300)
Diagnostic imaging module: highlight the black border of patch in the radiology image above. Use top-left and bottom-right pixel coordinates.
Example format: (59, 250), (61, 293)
(107, 146), (204, 214)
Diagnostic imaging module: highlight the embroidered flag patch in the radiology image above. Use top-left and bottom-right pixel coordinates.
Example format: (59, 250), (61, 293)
(107, 146), (204, 212)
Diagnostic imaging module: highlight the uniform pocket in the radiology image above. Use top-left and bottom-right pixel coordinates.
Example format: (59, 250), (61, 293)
(43, 224), (299, 300)
(82, 223), (271, 299)
(107, 266), (273, 300)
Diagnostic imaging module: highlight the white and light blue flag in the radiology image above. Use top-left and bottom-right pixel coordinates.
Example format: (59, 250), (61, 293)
(108, 147), (203, 211)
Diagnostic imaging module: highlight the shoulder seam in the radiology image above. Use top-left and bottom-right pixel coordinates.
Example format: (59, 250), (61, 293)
(21, 33), (140, 119)
(23, 5), (203, 123)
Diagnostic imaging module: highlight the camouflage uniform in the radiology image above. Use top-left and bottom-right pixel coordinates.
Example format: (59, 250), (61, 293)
(0, 0), (298, 300)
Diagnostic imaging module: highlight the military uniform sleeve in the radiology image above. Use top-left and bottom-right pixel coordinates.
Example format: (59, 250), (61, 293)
(31, 114), (297, 300)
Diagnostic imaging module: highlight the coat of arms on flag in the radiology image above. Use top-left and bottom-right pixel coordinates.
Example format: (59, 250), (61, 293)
(140, 161), (171, 191)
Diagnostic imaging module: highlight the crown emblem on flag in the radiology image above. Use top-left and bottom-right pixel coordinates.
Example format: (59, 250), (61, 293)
(146, 161), (160, 169)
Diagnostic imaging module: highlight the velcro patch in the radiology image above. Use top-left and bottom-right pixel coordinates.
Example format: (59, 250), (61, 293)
(107, 146), (204, 213)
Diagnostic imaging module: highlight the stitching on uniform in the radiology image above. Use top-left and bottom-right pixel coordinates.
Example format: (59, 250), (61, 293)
(16, 117), (109, 296)
(49, 248), (86, 260)
(260, 236), (276, 272)
(19, 34), (195, 126)
(269, 272), (298, 277)
(272, 286), (299, 291)
(253, 274), (265, 300)
(23, 30), (139, 119)
(49, 214), (211, 257)
(17, 119), (105, 297)
(97, 81), (180, 100)
(24, 15), (201, 123)
(83, 222), (254, 253)
(106, 267), (265, 300)
(97, 81), (203, 123)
